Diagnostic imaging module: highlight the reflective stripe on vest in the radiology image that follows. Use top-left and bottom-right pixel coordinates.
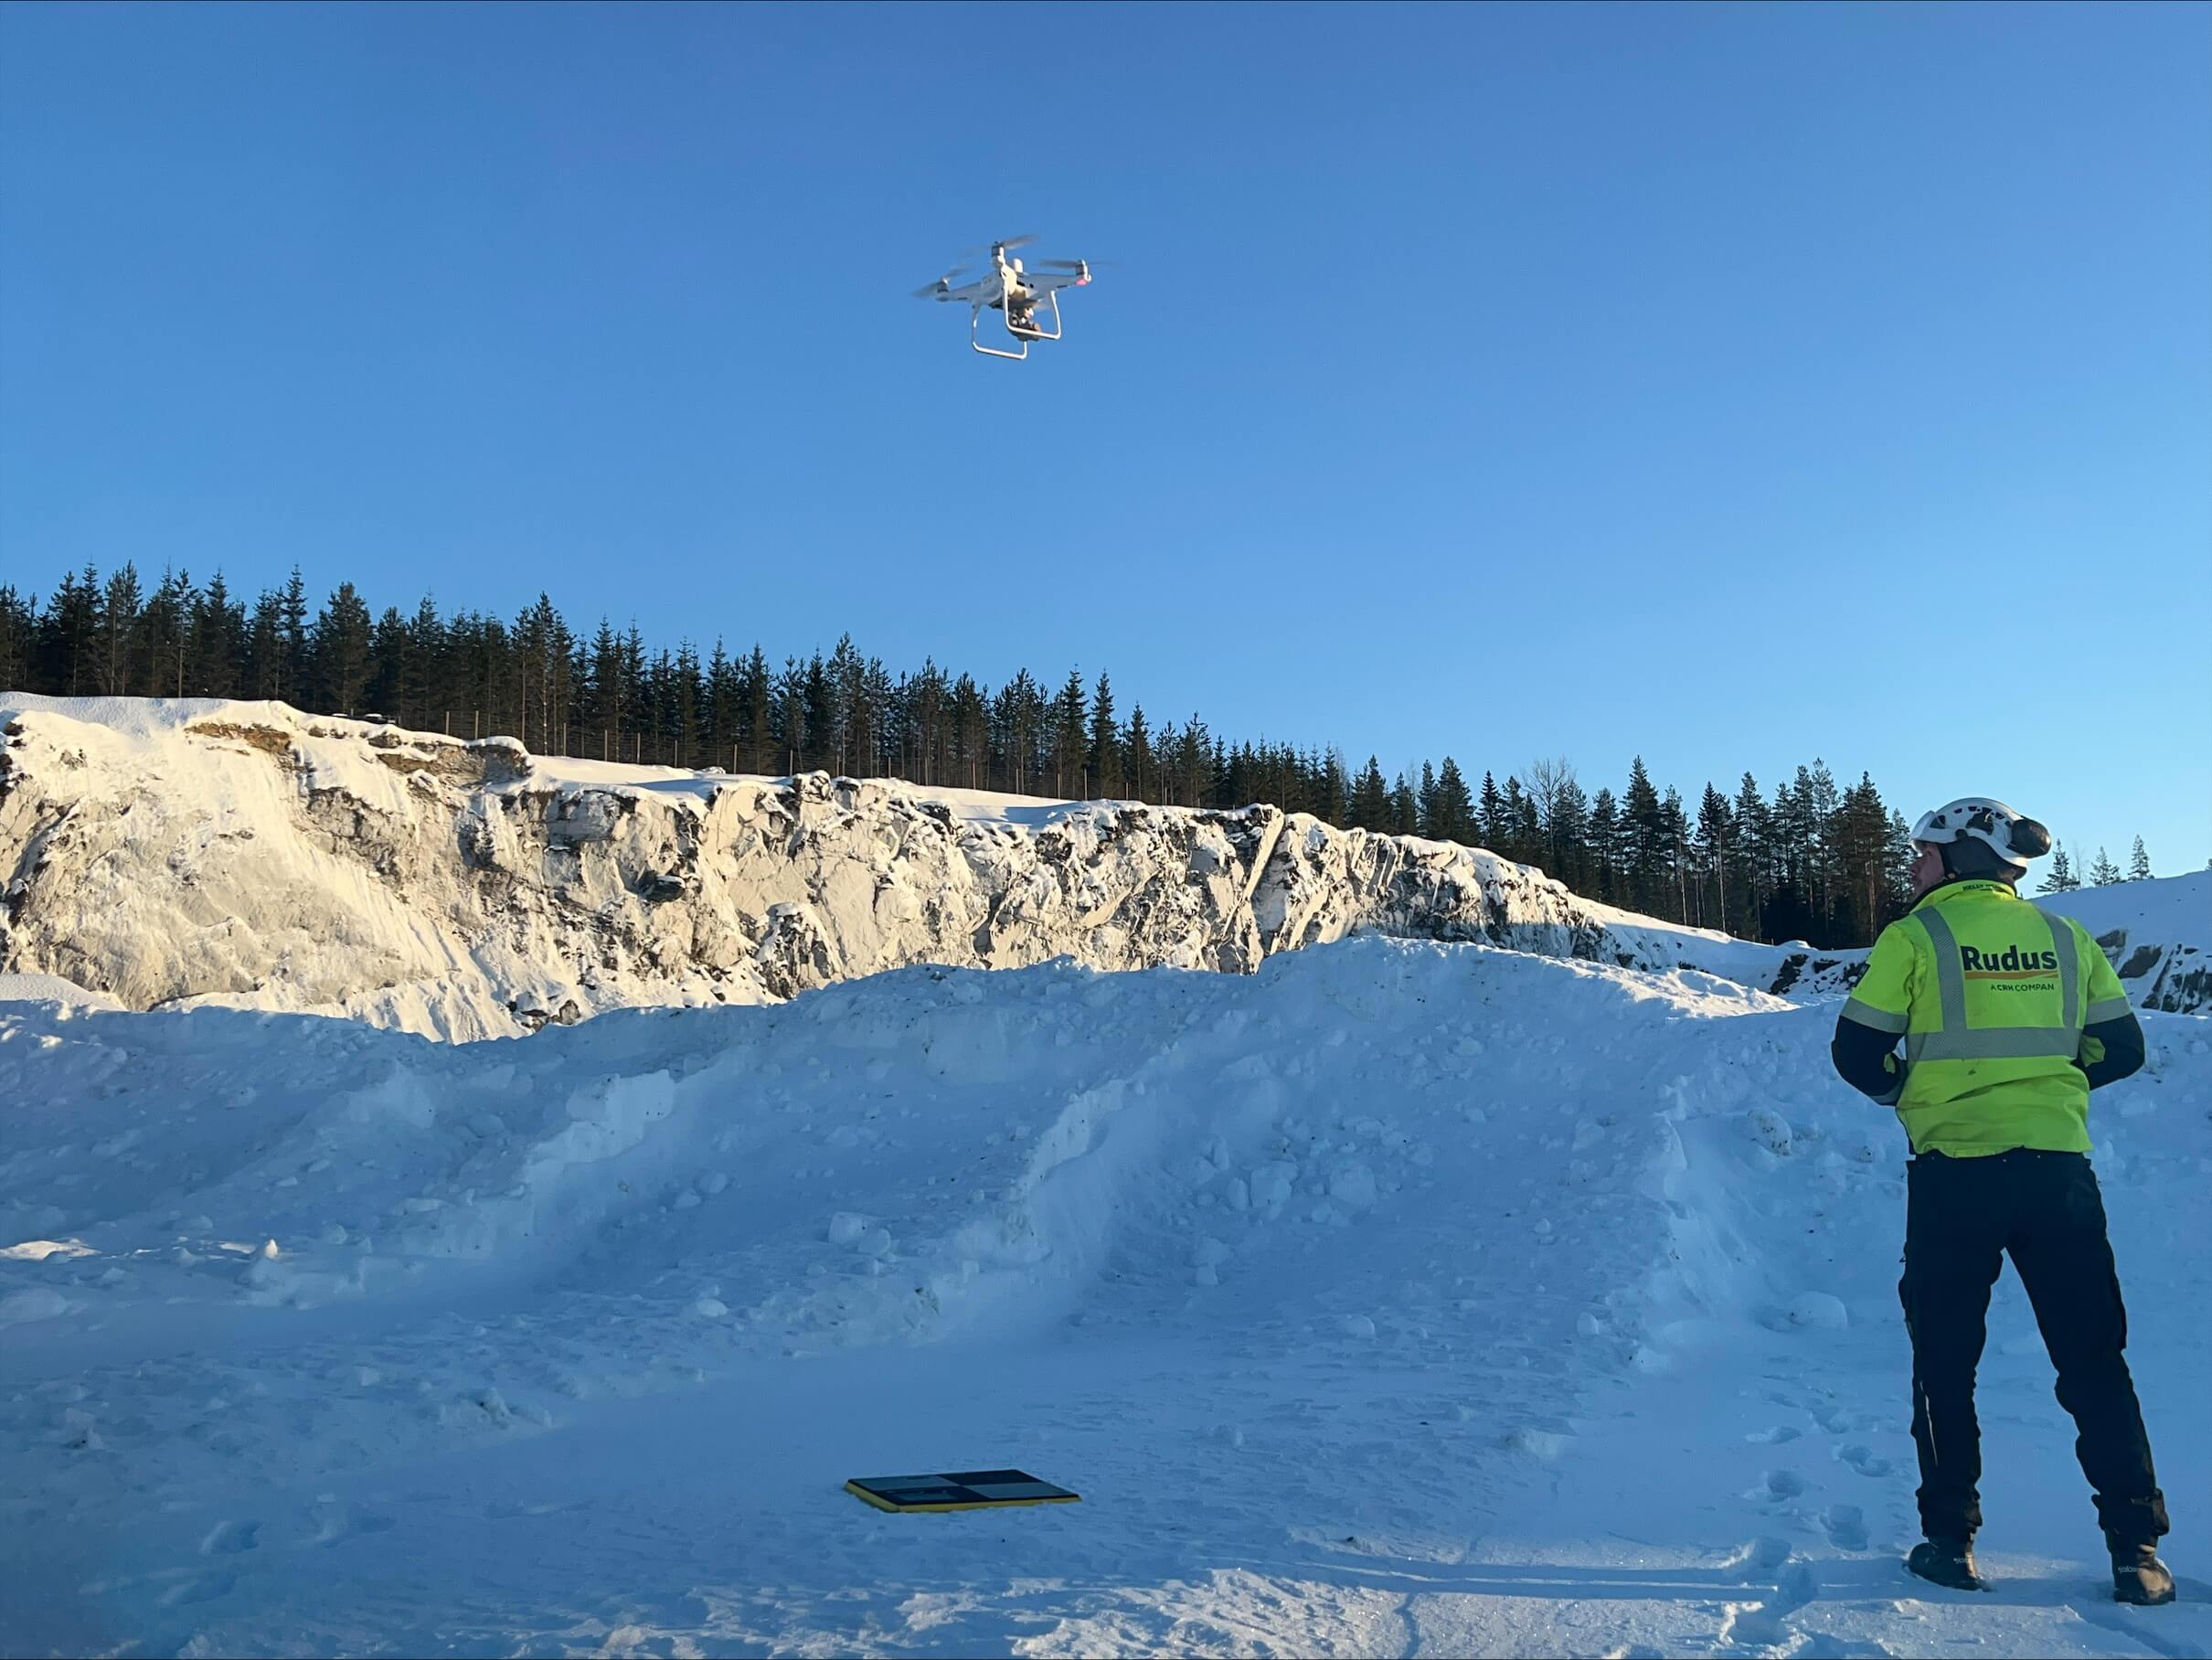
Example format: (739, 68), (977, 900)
(1906, 903), (2083, 1063)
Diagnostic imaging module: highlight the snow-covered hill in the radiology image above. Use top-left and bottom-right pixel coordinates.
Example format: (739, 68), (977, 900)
(3, 940), (2206, 1655)
(2040, 872), (2212, 1016)
(2, 694), (1824, 1039)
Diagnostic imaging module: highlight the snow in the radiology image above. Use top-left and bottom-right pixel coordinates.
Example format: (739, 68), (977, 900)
(2042, 872), (2211, 1015)
(4, 937), (2206, 1655)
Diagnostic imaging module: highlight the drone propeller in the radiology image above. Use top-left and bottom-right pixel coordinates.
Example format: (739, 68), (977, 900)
(960, 234), (1037, 261)
(1033, 257), (1115, 271)
(910, 267), (974, 299)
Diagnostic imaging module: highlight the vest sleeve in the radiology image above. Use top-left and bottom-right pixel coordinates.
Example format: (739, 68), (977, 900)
(1832, 922), (1916, 1104)
(2070, 919), (2145, 1089)
(1839, 920), (1916, 1035)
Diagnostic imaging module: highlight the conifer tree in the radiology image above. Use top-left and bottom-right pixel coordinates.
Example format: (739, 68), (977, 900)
(1389, 771), (1420, 835)
(1587, 788), (1621, 903)
(1122, 704), (1152, 802)
(1317, 748), (1351, 825)
(1623, 757), (1664, 912)
(1053, 668), (1088, 796)
(137, 568), (197, 698)
(1431, 758), (1476, 844)
(2040, 845), (2079, 894)
(2128, 836), (2151, 881)
(0, 584), (34, 687)
(313, 581), (374, 713)
(1350, 755), (1389, 831)
(100, 564), (141, 696)
(1494, 775), (1527, 859)
(279, 567), (311, 701)
(192, 573), (244, 700)
(1478, 771), (1505, 850)
(1695, 784), (1734, 932)
(1088, 672), (1121, 797)
(2088, 846), (2122, 887)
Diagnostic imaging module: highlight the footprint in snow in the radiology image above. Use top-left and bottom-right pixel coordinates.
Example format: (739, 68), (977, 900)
(1765, 1469), (1807, 1499)
(1824, 1504), (1870, 1551)
(199, 1520), (259, 1557)
(1837, 1444), (1894, 1478)
(311, 1504), (399, 1545)
(159, 1571), (237, 1607)
(1746, 1425), (1803, 1445)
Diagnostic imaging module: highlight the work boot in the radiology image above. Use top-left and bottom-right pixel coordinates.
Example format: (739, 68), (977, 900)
(2111, 1540), (2176, 1606)
(1907, 1537), (1988, 1591)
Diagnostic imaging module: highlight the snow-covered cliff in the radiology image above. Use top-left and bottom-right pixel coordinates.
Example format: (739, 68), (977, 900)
(5, 695), (2199, 1038)
(2, 695), (1801, 1040)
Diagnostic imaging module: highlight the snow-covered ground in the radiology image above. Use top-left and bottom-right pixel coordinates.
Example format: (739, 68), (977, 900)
(5, 939), (2207, 1657)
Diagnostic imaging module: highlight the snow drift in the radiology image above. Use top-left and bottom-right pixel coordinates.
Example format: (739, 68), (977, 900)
(4, 939), (2207, 1656)
(2, 694), (1841, 1040)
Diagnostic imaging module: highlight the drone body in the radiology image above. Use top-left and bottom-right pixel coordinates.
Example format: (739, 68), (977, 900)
(913, 236), (1095, 359)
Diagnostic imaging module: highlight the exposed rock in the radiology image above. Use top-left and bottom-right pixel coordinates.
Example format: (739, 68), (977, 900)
(10, 697), (2198, 1038)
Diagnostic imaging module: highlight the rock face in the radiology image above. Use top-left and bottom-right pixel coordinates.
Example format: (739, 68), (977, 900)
(15, 696), (2196, 1039)
(1, 697), (1755, 1040)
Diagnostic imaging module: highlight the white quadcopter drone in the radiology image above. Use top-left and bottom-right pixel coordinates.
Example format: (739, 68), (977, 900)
(912, 235), (1097, 360)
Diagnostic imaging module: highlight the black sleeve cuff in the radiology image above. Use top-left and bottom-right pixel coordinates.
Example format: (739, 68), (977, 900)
(1832, 1016), (1905, 1104)
(2079, 1012), (2147, 1091)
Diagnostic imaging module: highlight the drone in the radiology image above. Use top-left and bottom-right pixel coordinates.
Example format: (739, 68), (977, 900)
(912, 235), (1097, 360)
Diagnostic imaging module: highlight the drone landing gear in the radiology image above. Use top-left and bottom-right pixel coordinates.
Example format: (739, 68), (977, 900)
(972, 290), (1063, 359)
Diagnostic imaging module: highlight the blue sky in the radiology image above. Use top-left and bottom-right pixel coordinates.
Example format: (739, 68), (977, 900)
(4, 2), (2207, 869)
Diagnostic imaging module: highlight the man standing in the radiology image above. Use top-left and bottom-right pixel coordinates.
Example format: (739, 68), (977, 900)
(1830, 797), (2175, 1606)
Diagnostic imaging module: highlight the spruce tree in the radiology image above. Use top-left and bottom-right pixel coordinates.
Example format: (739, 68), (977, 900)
(1315, 748), (1350, 825)
(1122, 704), (1152, 802)
(1053, 668), (1088, 796)
(191, 572), (243, 699)
(1478, 771), (1505, 849)
(1623, 757), (1664, 911)
(1588, 788), (1621, 903)
(2040, 845), (2079, 894)
(1088, 672), (1121, 797)
(279, 567), (311, 701)
(312, 582), (375, 714)
(1695, 784), (1733, 932)
(1350, 756), (1389, 831)
(1513, 778), (1544, 866)
(368, 607), (408, 717)
(1660, 785), (1691, 922)
(2088, 846), (2122, 887)
(1499, 775), (1532, 861)
(1731, 772), (1770, 936)
(100, 564), (142, 696)
(2128, 836), (2151, 881)
(1389, 772), (1419, 835)
(135, 568), (196, 698)
(0, 584), (34, 687)
(1432, 758), (1476, 844)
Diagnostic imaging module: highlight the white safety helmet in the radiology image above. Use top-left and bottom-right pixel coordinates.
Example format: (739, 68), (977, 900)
(1908, 796), (2054, 875)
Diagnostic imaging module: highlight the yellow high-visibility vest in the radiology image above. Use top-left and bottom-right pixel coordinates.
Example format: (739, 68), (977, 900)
(1839, 879), (2132, 1156)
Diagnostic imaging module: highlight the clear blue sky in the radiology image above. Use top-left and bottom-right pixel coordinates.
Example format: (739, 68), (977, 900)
(4, 2), (2207, 869)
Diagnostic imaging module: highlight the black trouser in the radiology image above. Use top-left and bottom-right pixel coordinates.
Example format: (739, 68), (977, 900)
(1900, 1149), (2168, 1548)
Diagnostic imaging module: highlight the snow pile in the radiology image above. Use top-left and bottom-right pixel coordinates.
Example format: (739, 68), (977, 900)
(2, 939), (2206, 1655)
(1, 695), (1839, 1039)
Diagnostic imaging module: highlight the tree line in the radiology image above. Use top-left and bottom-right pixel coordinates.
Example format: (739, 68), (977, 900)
(0, 563), (2168, 950)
